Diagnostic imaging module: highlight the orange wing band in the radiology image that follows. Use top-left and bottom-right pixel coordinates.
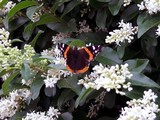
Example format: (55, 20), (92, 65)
(84, 48), (93, 60)
(76, 66), (89, 74)
(64, 46), (70, 58)
(66, 64), (74, 73)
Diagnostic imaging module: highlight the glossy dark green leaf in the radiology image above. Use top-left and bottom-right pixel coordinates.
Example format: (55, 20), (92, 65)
(124, 86), (146, 99)
(69, 39), (86, 47)
(2, 71), (20, 94)
(104, 92), (116, 109)
(57, 75), (81, 95)
(26, 5), (42, 21)
(29, 30), (44, 47)
(129, 72), (160, 88)
(121, 4), (139, 21)
(75, 88), (94, 108)
(23, 13), (62, 40)
(44, 87), (56, 97)
(7, 1), (38, 20)
(116, 42), (128, 59)
(138, 15), (160, 38)
(21, 63), (35, 81)
(31, 75), (44, 99)
(8, 16), (29, 31)
(61, 0), (81, 18)
(89, 0), (107, 9)
(96, 47), (122, 65)
(3, 1), (38, 28)
(61, 112), (73, 120)
(58, 89), (76, 109)
(108, 0), (123, 15)
(96, 7), (107, 28)
(97, 0), (110, 2)
(11, 39), (23, 43)
(0, 0), (7, 8)
(125, 59), (149, 72)
(47, 18), (77, 32)
(51, 0), (71, 13)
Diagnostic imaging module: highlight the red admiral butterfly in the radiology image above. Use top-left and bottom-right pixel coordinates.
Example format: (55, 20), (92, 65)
(58, 43), (101, 74)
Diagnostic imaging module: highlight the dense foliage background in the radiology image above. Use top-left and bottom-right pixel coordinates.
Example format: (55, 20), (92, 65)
(0, 0), (160, 119)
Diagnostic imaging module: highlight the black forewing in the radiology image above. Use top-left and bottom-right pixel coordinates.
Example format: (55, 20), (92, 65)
(86, 45), (102, 59)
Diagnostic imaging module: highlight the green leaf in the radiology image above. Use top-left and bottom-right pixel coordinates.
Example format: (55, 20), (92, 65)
(21, 63), (35, 81)
(31, 75), (44, 99)
(124, 86), (147, 99)
(6, 1), (38, 21)
(11, 39), (23, 43)
(75, 88), (94, 108)
(108, 0), (123, 16)
(3, 1), (38, 28)
(61, 0), (81, 18)
(125, 59), (149, 72)
(58, 89), (76, 109)
(96, 47), (122, 65)
(57, 75), (81, 95)
(29, 30), (44, 47)
(97, 0), (110, 2)
(96, 7), (107, 28)
(0, 0), (7, 8)
(44, 87), (56, 97)
(116, 42), (128, 59)
(138, 15), (160, 38)
(121, 4), (139, 21)
(26, 5), (42, 21)
(47, 18), (77, 32)
(69, 39), (86, 47)
(23, 13), (62, 40)
(104, 92), (116, 109)
(2, 71), (20, 94)
(129, 72), (160, 88)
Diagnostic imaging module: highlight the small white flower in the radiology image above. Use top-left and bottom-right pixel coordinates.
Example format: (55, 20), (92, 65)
(78, 63), (132, 95)
(78, 20), (92, 33)
(23, 107), (60, 120)
(0, 89), (31, 119)
(123, 0), (132, 7)
(118, 89), (160, 120)
(52, 32), (71, 44)
(156, 25), (160, 36)
(81, 0), (89, 5)
(137, 0), (160, 14)
(105, 20), (138, 45)
(0, 1), (16, 15)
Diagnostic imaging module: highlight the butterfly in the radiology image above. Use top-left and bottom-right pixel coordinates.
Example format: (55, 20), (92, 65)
(58, 43), (102, 74)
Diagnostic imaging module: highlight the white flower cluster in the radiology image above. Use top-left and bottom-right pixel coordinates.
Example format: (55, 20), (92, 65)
(78, 63), (132, 95)
(0, 28), (35, 70)
(23, 107), (60, 120)
(118, 89), (159, 120)
(0, 28), (11, 46)
(156, 25), (160, 36)
(42, 46), (71, 88)
(81, 0), (89, 5)
(123, 0), (132, 7)
(52, 32), (71, 44)
(137, 0), (160, 14)
(78, 20), (92, 33)
(0, 89), (31, 119)
(0, 1), (16, 16)
(105, 20), (138, 45)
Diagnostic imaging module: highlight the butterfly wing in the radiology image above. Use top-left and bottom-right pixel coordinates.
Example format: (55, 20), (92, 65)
(58, 43), (102, 74)
(83, 45), (102, 61)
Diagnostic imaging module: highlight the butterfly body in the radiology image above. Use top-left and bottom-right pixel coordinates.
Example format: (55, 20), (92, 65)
(58, 43), (101, 74)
